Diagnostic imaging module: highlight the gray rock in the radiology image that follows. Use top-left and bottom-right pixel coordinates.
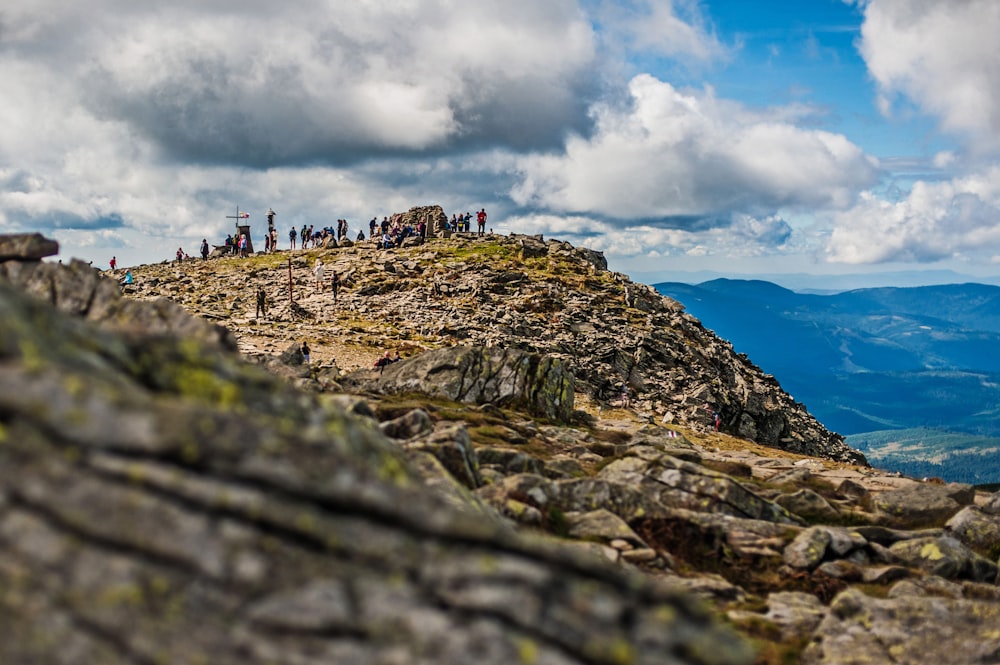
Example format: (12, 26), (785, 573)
(982, 490), (1000, 515)
(344, 345), (575, 423)
(889, 535), (998, 582)
(600, 455), (801, 524)
(477, 447), (546, 475)
(946, 505), (1000, 552)
(0, 273), (754, 665)
(775, 489), (840, 522)
(764, 591), (827, 640)
(565, 509), (649, 548)
(0, 232), (59, 260)
(784, 526), (832, 570)
(872, 483), (968, 528)
(804, 588), (1000, 665)
(404, 422), (482, 489)
(379, 408), (434, 440)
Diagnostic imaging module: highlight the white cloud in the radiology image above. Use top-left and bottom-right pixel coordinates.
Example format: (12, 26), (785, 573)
(504, 210), (795, 260)
(589, 0), (726, 62)
(511, 74), (879, 220)
(858, 0), (1000, 151)
(2, 0), (601, 165)
(826, 166), (1000, 263)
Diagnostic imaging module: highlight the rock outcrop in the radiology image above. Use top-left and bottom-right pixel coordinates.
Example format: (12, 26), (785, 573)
(344, 345), (575, 422)
(122, 232), (865, 465)
(12, 232), (1000, 664)
(0, 237), (753, 665)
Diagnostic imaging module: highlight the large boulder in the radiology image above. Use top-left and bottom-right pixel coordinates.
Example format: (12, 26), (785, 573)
(888, 535), (998, 582)
(872, 482), (974, 528)
(0, 268), (753, 665)
(344, 345), (575, 422)
(804, 588), (1000, 664)
(0, 232), (59, 260)
(946, 505), (1000, 552)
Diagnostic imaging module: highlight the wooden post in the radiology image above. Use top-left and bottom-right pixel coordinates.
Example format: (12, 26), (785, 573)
(288, 256), (293, 304)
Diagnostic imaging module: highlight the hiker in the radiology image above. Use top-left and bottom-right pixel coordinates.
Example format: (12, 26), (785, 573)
(109, 256), (117, 270)
(313, 259), (325, 290)
(120, 269), (134, 286)
(176, 247), (184, 262)
(301, 341), (311, 364)
(374, 350), (393, 373)
(289, 227), (297, 250)
(476, 208), (487, 235)
(255, 287), (267, 320)
(621, 385), (631, 408)
(330, 272), (340, 302)
(200, 239), (209, 260)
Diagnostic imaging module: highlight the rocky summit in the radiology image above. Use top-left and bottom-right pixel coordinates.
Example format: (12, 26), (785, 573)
(2, 226), (1000, 664)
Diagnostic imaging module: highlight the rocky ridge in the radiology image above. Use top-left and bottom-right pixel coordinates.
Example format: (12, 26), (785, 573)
(121, 224), (863, 464)
(4, 230), (1000, 664)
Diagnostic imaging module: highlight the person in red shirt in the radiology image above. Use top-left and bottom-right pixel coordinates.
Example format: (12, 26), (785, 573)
(476, 209), (487, 236)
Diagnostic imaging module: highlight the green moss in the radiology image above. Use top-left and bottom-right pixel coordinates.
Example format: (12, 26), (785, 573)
(172, 366), (242, 407)
(583, 637), (635, 665)
(18, 338), (44, 371)
(515, 637), (539, 665)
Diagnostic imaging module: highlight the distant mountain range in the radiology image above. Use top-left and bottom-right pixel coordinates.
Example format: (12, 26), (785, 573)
(654, 279), (1000, 482)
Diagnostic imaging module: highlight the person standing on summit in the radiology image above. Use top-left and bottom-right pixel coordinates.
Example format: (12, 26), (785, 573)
(476, 209), (487, 236)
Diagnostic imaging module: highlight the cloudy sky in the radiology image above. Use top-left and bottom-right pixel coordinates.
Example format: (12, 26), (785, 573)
(2, 0), (999, 287)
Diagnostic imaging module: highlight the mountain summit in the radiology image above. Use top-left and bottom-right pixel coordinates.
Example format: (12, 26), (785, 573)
(122, 228), (865, 465)
(6, 228), (1000, 664)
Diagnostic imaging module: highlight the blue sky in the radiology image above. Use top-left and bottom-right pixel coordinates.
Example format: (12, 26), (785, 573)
(1, 0), (999, 289)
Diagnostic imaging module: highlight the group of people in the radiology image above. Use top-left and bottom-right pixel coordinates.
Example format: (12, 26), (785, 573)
(223, 233), (252, 257)
(447, 209), (488, 235)
(208, 206), (493, 257)
(369, 214), (423, 249)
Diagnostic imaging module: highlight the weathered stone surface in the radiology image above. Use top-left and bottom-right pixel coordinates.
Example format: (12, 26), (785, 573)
(872, 482), (971, 528)
(946, 505), (1000, 552)
(763, 591), (827, 640)
(565, 509), (649, 548)
(804, 588), (1000, 665)
(379, 407), (434, 440)
(775, 489), (840, 522)
(344, 345), (575, 423)
(784, 526), (832, 570)
(888, 535), (998, 582)
(598, 455), (800, 524)
(403, 422), (482, 489)
(0, 276), (756, 665)
(982, 490), (1000, 515)
(0, 232), (58, 260)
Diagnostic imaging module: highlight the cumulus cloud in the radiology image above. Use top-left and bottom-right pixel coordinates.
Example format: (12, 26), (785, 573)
(586, 0), (726, 62)
(511, 74), (879, 222)
(53, 1), (599, 164)
(505, 210), (794, 260)
(857, 0), (1000, 151)
(826, 166), (1000, 263)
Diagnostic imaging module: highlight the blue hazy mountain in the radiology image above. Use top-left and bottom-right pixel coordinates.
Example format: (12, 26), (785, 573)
(655, 279), (1000, 481)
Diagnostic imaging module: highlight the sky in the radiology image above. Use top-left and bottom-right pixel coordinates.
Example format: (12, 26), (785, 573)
(2, 0), (1000, 288)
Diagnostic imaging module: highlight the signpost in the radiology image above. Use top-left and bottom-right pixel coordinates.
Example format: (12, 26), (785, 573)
(226, 205), (253, 254)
